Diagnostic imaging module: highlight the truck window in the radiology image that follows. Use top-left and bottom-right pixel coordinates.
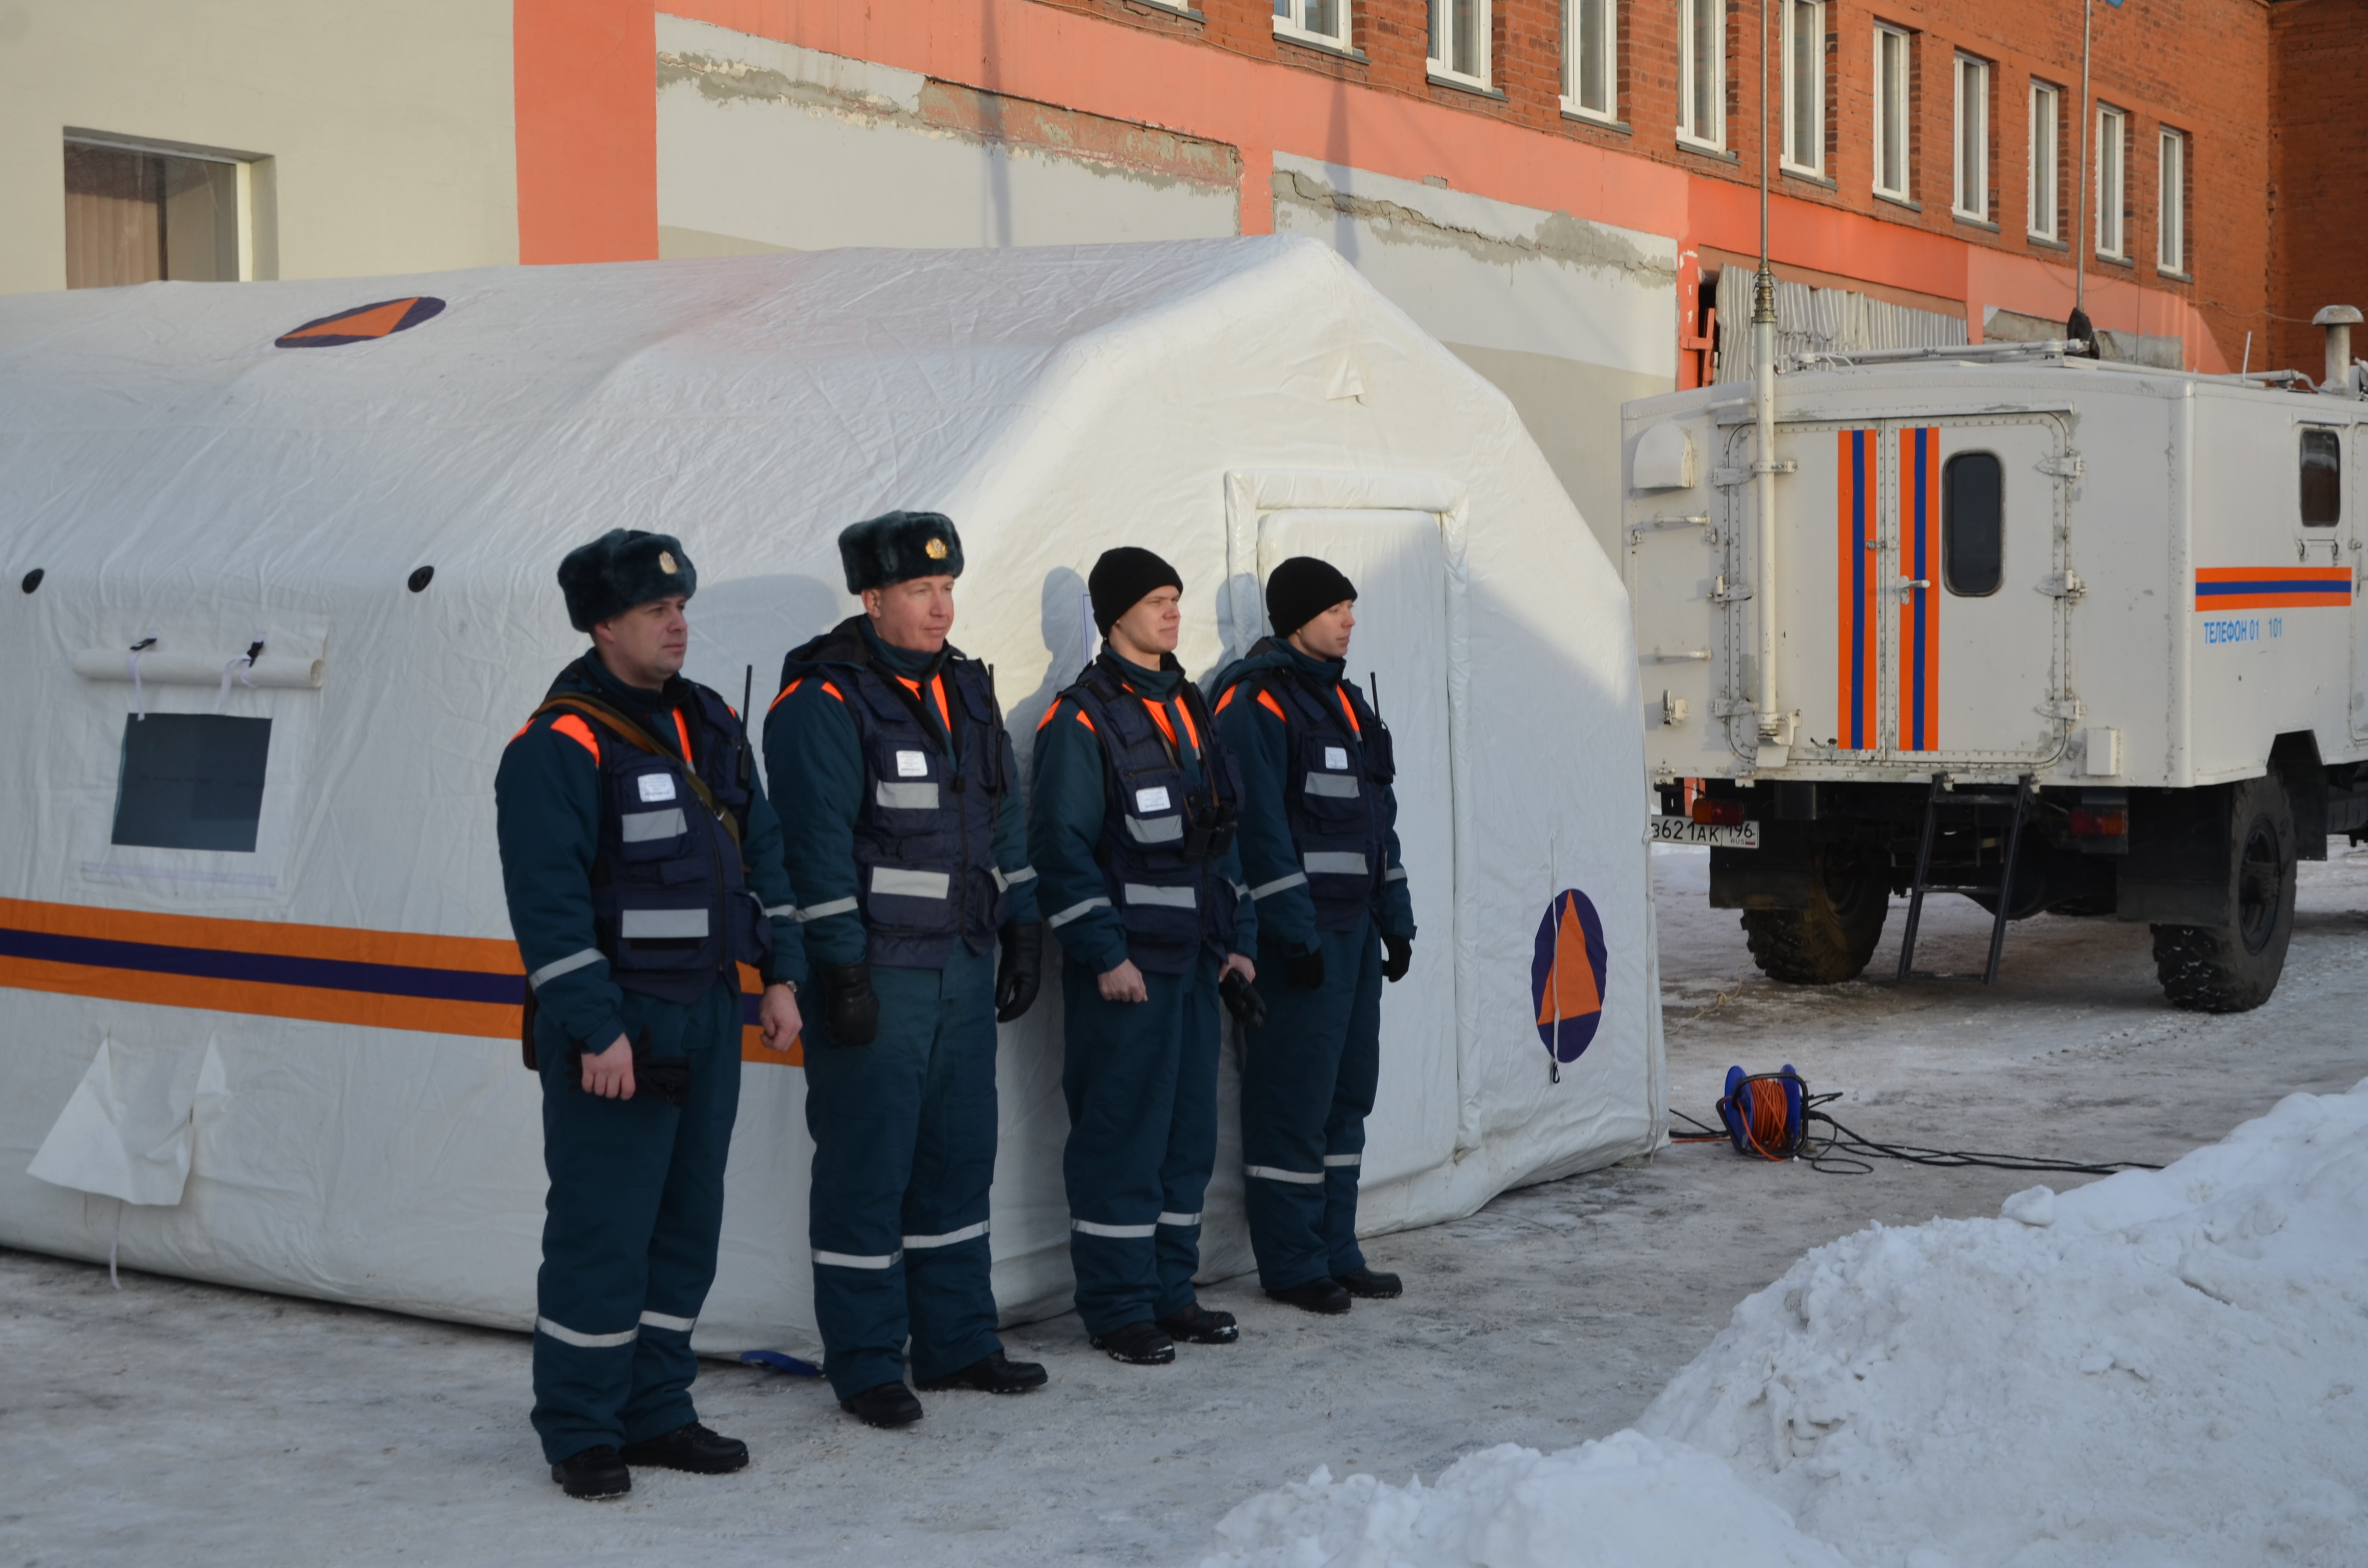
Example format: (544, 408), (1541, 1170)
(1942, 451), (2003, 595)
(2300, 428), (2341, 527)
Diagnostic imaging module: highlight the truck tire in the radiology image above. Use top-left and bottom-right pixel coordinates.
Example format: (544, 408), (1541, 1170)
(2150, 772), (2297, 1013)
(1739, 849), (1889, 985)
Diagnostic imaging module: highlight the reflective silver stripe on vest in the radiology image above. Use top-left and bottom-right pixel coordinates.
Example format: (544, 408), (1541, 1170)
(620, 908), (709, 940)
(993, 865), (1038, 893)
(1383, 866), (1408, 883)
(871, 867), (951, 900)
(902, 1220), (989, 1250)
(1125, 814), (1185, 845)
(1156, 1211), (1202, 1227)
(1049, 896), (1112, 928)
(1244, 1164), (1325, 1185)
(1070, 1217), (1158, 1239)
(1323, 1153), (1362, 1167)
(794, 897), (859, 923)
(619, 807), (688, 843)
(528, 947), (604, 990)
(1250, 872), (1309, 901)
(638, 1309), (696, 1332)
(814, 1248), (902, 1270)
(1303, 773), (1362, 799)
(873, 780), (941, 810)
(1232, 882), (1251, 901)
(763, 904), (798, 919)
(537, 1316), (638, 1348)
(1124, 883), (1197, 909)
(1303, 851), (1370, 877)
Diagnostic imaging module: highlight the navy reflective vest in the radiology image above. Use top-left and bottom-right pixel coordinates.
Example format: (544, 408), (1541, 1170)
(550, 671), (774, 1007)
(779, 623), (1015, 969)
(1061, 654), (1243, 973)
(1218, 659), (1395, 931)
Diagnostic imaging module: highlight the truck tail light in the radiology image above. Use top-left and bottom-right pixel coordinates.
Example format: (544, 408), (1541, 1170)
(2070, 808), (2127, 838)
(1691, 797), (1746, 827)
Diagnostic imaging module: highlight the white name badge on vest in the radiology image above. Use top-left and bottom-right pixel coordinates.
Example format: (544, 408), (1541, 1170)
(896, 750), (929, 777)
(638, 774), (678, 803)
(1135, 786), (1172, 813)
(1324, 747), (1349, 771)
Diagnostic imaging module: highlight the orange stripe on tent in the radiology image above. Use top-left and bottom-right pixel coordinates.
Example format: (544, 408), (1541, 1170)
(0, 896), (522, 973)
(0, 954), (523, 1039)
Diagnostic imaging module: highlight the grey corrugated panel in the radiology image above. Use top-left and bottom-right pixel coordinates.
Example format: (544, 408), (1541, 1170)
(1714, 268), (1967, 381)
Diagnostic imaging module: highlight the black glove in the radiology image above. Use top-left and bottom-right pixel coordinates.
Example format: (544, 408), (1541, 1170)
(1285, 944), (1325, 990)
(1381, 934), (1413, 984)
(1219, 968), (1267, 1029)
(818, 962), (880, 1046)
(995, 921), (1043, 1023)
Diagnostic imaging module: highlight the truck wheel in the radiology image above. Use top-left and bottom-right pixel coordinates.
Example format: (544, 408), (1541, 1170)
(1739, 849), (1889, 985)
(2150, 772), (2297, 1013)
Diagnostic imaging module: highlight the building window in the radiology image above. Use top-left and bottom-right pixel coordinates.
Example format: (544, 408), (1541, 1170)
(2096, 105), (2127, 258)
(1873, 25), (1910, 198)
(2301, 429), (2341, 527)
(1782, 0), (1825, 174)
(1429, 0), (1490, 85)
(2028, 82), (2061, 241)
(1678, 0), (1725, 150)
(1564, 0), (1616, 122)
(1275, 0), (1350, 49)
(64, 136), (256, 289)
(111, 714), (273, 853)
(2158, 127), (2187, 273)
(1953, 56), (1989, 220)
(1943, 453), (2004, 596)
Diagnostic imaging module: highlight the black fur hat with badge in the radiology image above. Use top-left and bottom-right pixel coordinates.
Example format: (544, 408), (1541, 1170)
(557, 528), (698, 632)
(838, 510), (965, 594)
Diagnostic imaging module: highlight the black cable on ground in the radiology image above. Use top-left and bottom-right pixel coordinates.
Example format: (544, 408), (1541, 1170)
(1669, 1084), (2161, 1178)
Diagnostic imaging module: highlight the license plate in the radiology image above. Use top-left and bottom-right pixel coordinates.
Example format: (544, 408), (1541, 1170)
(1650, 814), (1760, 848)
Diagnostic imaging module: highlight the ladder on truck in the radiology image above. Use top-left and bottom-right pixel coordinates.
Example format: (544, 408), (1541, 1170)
(1895, 775), (2035, 985)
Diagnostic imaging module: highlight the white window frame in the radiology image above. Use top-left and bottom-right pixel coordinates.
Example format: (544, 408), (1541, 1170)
(1274, 0), (1351, 50)
(2158, 127), (2187, 274)
(1562, 0), (1617, 122)
(2097, 105), (2127, 258)
(1781, 0), (1825, 175)
(1952, 54), (1989, 220)
(2027, 82), (2060, 241)
(1677, 0), (1726, 152)
(1427, 0), (1492, 88)
(1872, 25), (1910, 199)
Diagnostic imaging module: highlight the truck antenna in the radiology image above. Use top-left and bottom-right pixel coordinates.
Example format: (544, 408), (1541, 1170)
(1752, 0), (1783, 747)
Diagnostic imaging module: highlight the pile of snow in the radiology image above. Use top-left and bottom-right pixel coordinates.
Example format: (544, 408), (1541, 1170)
(1199, 1078), (2368, 1568)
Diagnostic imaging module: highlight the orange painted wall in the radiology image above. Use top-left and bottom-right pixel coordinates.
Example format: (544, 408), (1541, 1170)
(512, 0), (2238, 370)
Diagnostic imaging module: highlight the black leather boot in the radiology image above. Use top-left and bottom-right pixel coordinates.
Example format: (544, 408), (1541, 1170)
(617, 1421), (749, 1473)
(1088, 1320), (1176, 1364)
(840, 1380), (925, 1428)
(551, 1444), (631, 1499)
(1266, 1276), (1353, 1315)
(1332, 1265), (1404, 1299)
(1155, 1302), (1240, 1344)
(917, 1349), (1049, 1394)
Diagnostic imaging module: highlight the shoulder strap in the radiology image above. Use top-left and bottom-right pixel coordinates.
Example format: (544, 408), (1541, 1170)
(533, 693), (742, 848)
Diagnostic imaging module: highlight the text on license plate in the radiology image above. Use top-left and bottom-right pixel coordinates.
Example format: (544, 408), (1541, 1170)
(1649, 815), (1760, 848)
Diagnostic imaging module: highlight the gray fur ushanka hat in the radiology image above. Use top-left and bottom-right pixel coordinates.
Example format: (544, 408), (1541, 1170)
(557, 529), (697, 631)
(838, 511), (964, 593)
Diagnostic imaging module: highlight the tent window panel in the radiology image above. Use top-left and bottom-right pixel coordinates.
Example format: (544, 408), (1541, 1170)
(111, 714), (273, 853)
(2301, 428), (2341, 527)
(1942, 452), (2003, 596)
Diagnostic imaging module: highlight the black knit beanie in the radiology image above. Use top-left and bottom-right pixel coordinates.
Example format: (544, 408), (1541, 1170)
(1088, 547), (1184, 634)
(1266, 556), (1357, 640)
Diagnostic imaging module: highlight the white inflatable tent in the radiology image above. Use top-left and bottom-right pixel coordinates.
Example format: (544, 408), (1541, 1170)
(0, 237), (1664, 1353)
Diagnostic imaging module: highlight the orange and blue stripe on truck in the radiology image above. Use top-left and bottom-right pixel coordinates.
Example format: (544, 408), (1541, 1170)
(2193, 567), (2353, 611)
(1898, 427), (1940, 753)
(1836, 429), (1879, 750)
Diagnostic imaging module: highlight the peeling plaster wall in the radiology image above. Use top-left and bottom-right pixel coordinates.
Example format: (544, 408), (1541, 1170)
(0, 0), (517, 295)
(654, 15), (1238, 255)
(1270, 154), (1677, 557)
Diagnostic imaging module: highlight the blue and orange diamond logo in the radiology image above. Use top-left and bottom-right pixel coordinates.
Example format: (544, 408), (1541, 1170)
(274, 296), (445, 349)
(1530, 888), (1607, 1064)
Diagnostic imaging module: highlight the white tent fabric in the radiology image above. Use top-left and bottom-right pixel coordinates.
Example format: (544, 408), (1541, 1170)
(0, 237), (1663, 1355)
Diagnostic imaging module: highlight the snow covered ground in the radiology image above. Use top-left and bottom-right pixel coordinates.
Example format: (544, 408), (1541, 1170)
(6, 846), (2368, 1567)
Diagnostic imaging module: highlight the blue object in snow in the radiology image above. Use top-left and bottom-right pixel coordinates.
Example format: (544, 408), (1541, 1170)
(739, 1349), (824, 1378)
